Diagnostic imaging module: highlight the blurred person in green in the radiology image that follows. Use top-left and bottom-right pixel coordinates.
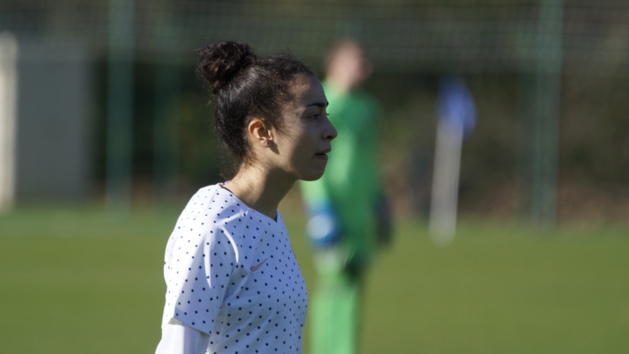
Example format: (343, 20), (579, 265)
(300, 39), (392, 354)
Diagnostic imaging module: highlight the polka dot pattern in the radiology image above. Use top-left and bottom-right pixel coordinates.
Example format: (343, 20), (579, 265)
(160, 184), (308, 353)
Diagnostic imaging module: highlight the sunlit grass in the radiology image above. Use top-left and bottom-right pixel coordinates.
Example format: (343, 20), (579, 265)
(1, 205), (628, 353)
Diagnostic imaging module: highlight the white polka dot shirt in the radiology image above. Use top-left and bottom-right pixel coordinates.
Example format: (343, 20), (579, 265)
(160, 184), (308, 353)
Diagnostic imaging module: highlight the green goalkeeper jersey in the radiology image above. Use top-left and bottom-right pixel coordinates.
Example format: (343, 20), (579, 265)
(300, 81), (383, 267)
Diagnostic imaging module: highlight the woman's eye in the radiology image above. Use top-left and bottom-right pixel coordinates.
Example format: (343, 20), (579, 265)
(308, 111), (329, 120)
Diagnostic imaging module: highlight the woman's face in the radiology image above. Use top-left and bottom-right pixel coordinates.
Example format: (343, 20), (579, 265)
(271, 74), (338, 181)
(328, 44), (371, 91)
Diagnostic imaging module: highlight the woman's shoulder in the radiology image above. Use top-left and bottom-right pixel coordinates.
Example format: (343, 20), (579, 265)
(170, 184), (252, 250)
(182, 183), (286, 233)
(183, 183), (249, 222)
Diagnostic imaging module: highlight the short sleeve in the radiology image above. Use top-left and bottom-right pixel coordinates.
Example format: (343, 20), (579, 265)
(162, 201), (240, 335)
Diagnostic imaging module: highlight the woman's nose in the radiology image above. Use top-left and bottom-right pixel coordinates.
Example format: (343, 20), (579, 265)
(325, 120), (338, 141)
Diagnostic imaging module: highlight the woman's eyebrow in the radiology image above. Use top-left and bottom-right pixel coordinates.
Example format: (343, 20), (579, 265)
(306, 102), (328, 108)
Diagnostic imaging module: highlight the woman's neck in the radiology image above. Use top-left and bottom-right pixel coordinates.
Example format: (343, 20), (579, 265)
(224, 165), (295, 220)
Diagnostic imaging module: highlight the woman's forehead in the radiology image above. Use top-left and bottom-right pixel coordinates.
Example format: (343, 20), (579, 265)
(291, 74), (326, 106)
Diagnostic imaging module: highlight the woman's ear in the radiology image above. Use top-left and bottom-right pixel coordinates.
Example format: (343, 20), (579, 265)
(248, 118), (273, 147)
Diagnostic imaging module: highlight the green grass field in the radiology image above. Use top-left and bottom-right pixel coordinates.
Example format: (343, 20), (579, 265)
(1, 204), (628, 353)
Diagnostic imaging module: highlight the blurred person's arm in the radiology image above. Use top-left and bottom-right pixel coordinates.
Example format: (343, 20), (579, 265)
(155, 318), (210, 354)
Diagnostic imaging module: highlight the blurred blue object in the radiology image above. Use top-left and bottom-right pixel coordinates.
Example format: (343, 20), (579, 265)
(306, 202), (341, 249)
(438, 75), (476, 137)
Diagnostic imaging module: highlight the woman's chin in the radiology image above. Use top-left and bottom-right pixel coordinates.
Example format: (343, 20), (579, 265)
(300, 170), (326, 182)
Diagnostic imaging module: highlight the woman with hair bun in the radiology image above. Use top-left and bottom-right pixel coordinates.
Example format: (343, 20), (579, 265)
(155, 42), (337, 354)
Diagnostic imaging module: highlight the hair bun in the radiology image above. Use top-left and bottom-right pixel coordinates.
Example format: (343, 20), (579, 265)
(196, 41), (256, 97)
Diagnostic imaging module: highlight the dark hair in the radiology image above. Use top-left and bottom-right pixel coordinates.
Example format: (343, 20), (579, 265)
(196, 41), (314, 175)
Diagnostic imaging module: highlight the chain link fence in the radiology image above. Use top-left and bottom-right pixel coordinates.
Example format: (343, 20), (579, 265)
(2, 0), (628, 222)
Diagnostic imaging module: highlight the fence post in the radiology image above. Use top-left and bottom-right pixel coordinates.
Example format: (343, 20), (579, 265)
(531, 0), (563, 226)
(106, 0), (135, 210)
(0, 33), (18, 213)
